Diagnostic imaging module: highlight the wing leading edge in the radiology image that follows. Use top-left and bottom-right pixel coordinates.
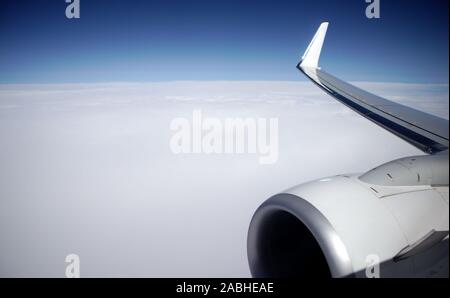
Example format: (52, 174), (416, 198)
(298, 22), (449, 154)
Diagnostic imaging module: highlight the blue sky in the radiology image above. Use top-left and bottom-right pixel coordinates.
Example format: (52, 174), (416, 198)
(0, 0), (448, 83)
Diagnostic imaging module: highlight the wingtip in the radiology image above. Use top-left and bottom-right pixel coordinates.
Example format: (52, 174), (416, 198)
(299, 22), (329, 69)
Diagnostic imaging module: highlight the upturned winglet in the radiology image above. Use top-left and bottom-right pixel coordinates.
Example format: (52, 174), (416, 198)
(299, 22), (329, 69)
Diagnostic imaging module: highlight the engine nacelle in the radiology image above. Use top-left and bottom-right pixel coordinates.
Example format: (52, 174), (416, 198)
(247, 154), (449, 278)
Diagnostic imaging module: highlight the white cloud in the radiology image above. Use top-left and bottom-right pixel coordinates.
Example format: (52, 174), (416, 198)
(0, 81), (447, 277)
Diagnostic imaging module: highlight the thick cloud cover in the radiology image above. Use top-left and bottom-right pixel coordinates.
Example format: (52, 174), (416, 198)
(0, 81), (448, 277)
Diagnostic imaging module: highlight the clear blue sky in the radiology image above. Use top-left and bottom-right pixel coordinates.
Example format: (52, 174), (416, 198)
(0, 0), (448, 83)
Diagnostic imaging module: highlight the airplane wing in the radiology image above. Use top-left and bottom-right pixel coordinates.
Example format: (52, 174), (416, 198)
(297, 22), (449, 154)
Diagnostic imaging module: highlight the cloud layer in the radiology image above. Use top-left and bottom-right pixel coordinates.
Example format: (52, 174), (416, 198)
(0, 81), (447, 277)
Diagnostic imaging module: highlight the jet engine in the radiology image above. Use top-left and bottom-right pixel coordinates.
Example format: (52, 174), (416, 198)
(247, 153), (449, 278)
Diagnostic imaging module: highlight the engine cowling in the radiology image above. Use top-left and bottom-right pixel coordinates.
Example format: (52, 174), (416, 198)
(247, 154), (449, 278)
